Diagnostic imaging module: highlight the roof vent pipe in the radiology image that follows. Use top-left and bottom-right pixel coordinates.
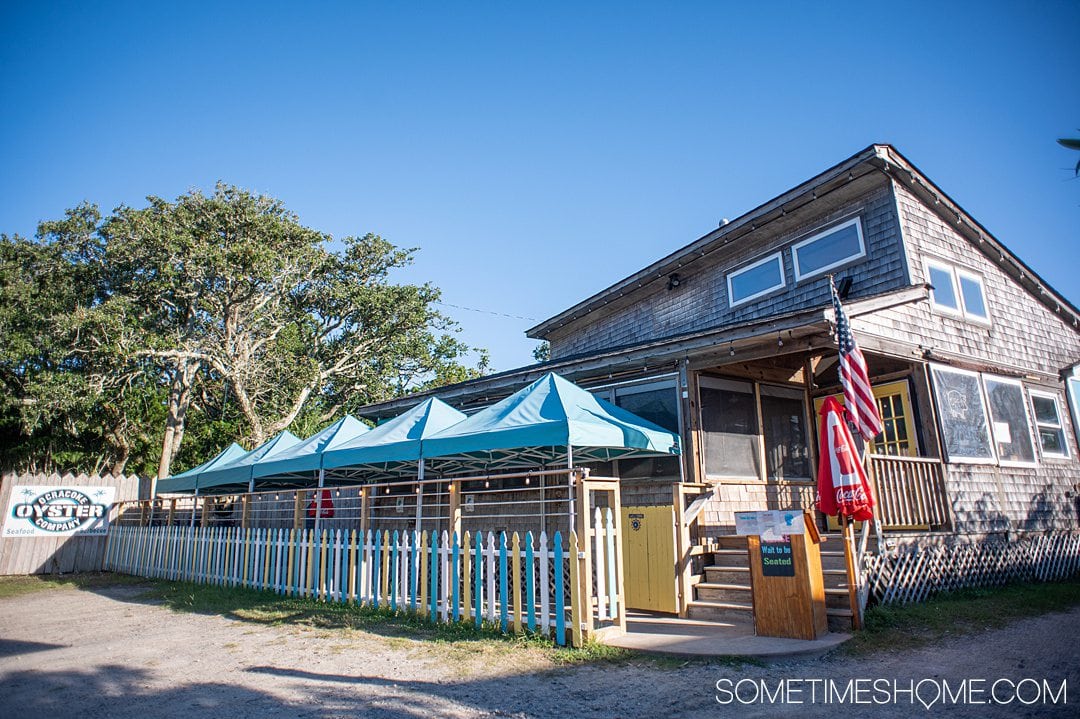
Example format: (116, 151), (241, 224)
(719, 218), (730, 227)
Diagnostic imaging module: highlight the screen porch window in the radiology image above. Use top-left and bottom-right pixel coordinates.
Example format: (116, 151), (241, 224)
(589, 380), (682, 480)
(791, 217), (866, 281)
(759, 384), (810, 480)
(983, 376), (1037, 466)
(700, 377), (760, 479)
(1029, 391), (1070, 459)
(727, 252), (784, 307)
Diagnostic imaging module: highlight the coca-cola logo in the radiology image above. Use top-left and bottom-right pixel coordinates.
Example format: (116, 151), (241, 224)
(834, 486), (867, 504)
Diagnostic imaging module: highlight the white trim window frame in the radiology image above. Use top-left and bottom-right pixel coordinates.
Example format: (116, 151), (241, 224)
(1067, 375), (1080, 458)
(1029, 389), (1071, 460)
(925, 259), (964, 318)
(791, 216), (866, 282)
(727, 252), (785, 308)
(955, 267), (991, 326)
(982, 375), (1038, 468)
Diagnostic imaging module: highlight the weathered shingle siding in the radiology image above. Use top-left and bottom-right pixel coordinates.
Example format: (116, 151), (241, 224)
(854, 180), (1080, 535)
(548, 179), (908, 359)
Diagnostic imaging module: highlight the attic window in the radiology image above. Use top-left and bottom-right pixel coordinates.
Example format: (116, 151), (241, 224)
(791, 217), (866, 281)
(926, 260), (991, 325)
(727, 252), (785, 307)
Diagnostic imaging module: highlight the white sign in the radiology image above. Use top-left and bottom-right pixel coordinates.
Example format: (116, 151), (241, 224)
(3, 486), (116, 537)
(734, 509), (805, 540)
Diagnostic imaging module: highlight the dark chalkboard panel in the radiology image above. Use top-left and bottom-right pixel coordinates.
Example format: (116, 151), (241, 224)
(931, 366), (994, 462)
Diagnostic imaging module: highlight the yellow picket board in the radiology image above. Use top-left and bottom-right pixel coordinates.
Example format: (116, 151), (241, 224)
(511, 533), (522, 633)
(569, 531), (583, 648)
(462, 531), (471, 621)
(348, 530), (357, 604)
(419, 531), (428, 612)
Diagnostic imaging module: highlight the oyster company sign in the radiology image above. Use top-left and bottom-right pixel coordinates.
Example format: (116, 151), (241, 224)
(3, 486), (115, 537)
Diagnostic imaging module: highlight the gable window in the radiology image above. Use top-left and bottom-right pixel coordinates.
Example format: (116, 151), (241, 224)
(983, 376), (1037, 466)
(1029, 390), (1070, 459)
(727, 252), (784, 307)
(791, 217), (866, 281)
(926, 260), (991, 324)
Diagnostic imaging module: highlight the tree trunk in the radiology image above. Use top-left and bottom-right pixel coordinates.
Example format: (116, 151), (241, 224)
(156, 358), (199, 480)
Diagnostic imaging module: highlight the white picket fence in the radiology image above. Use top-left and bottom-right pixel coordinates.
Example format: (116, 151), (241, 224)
(103, 507), (623, 647)
(863, 532), (1080, 606)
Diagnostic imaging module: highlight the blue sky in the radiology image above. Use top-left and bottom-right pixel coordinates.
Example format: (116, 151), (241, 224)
(2, 2), (1078, 372)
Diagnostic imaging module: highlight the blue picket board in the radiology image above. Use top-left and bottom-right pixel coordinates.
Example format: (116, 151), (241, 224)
(499, 532), (509, 633)
(474, 532), (482, 628)
(373, 529), (383, 609)
(553, 531), (565, 646)
(390, 530), (399, 613)
(525, 531), (536, 632)
(429, 530), (438, 623)
(451, 532), (461, 622)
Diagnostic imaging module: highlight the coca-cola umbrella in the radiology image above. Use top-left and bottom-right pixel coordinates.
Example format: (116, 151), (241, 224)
(816, 396), (875, 521)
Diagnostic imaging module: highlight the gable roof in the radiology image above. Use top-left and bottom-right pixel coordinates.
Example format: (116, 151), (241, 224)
(527, 144), (1080, 339)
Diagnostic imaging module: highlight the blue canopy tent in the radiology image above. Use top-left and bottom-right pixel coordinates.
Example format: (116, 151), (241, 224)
(251, 415), (370, 483)
(321, 398), (467, 481)
(193, 430), (302, 492)
(420, 372), (681, 475)
(156, 442), (247, 494)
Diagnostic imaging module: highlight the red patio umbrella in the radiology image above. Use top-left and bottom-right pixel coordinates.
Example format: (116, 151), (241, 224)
(816, 396), (875, 521)
(307, 488), (335, 519)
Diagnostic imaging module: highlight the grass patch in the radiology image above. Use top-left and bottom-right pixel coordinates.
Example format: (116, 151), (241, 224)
(0, 572), (146, 599)
(842, 577), (1080, 656)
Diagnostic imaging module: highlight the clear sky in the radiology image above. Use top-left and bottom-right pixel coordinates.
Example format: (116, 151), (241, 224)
(2, 2), (1078, 372)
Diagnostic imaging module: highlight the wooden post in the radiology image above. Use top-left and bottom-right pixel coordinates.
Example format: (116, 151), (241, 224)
(673, 483), (693, 617)
(200, 497), (211, 528)
(448, 480), (462, 539)
(359, 487), (370, 540)
(569, 530), (583, 648)
(574, 472), (594, 640)
(611, 481), (627, 631)
(293, 491), (304, 531)
(167, 499), (176, 528)
(241, 495), (250, 529)
(842, 516), (863, 630)
(139, 501), (149, 527)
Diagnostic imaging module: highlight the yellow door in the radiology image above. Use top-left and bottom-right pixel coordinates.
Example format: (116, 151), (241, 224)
(620, 505), (678, 613)
(814, 380), (919, 530)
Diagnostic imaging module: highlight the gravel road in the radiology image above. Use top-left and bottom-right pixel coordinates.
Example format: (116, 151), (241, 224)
(1, 582), (1076, 718)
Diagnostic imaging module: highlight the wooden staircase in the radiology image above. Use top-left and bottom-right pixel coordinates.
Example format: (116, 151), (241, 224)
(686, 533), (864, 632)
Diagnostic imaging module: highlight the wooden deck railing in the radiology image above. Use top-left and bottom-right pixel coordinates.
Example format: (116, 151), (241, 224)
(868, 455), (950, 530)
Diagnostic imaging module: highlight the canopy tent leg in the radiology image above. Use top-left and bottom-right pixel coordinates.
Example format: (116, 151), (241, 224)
(190, 487), (199, 528)
(415, 459), (425, 534)
(567, 445), (575, 535)
(314, 468), (325, 535)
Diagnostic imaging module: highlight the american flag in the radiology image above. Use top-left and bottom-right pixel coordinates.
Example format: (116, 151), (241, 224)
(830, 277), (883, 442)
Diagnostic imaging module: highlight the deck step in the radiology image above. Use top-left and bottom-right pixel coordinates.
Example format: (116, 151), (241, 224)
(710, 548), (749, 568)
(686, 599), (754, 623)
(694, 582), (752, 602)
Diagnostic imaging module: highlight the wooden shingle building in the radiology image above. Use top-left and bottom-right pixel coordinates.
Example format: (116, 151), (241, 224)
(360, 144), (1080, 617)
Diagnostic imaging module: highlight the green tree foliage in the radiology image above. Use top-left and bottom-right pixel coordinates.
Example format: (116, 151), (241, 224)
(0, 185), (485, 476)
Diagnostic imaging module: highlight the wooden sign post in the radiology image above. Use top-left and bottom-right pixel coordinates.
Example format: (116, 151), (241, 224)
(746, 512), (828, 640)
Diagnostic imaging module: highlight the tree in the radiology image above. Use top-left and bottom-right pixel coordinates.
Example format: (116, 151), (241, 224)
(0, 185), (486, 477)
(532, 341), (550, 363)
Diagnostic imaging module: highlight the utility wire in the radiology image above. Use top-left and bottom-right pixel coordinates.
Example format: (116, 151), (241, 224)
(434, 301), (537, 322)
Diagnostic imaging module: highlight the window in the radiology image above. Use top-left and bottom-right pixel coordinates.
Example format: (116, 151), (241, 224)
(791, 217), (866, 281)
(608, 381), (682, 479)
(983, 376), (1037, 466)
(1068, 376), (1080, 454)
(925, 260), (991, 324)
(699, 377), (761, 478)
(813, 380), (918, 457)
(1029, 391), (1070, 459)
(760, 385), (810, 480)
(929, 365), (996, 463)
(727, 252), (784, 307)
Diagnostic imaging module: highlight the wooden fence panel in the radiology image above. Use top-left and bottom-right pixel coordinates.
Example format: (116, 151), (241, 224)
(0, 472), (145, 575)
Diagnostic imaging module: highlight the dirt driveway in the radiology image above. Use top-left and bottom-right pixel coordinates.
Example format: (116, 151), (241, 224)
(1, 581), (1076, 718)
